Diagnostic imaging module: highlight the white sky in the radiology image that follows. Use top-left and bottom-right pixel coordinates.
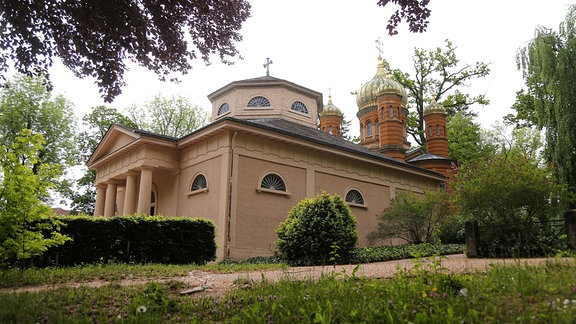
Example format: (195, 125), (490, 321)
(47, 0), (571, 137)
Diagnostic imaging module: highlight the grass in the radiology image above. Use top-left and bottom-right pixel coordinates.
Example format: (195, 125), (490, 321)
(1, 257), (576, 323)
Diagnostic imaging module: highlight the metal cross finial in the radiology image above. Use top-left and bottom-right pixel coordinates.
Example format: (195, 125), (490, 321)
(375, 37), (384, 57)
(263, 57), (273, 76)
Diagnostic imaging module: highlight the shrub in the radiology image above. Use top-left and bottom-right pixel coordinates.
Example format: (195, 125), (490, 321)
(370, 189), (452, 245)
(276, 192), (357, 265)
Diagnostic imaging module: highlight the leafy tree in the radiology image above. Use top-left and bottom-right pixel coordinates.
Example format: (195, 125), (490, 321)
(127, 94), (209, 138)
(0, 0), (251, 102)
(369, 189), (451, 244)
(0, 129), (68, 263)
(515, 5), (576, 208)
(447, 112), (497, 165)
(392, 40), (490, 146)
(276, 192), (358, 265)
(340, 113), (353, 141)
(68, 106), (137, 215)
(0, 74), (76, 195)
(377, 0), (431, 35)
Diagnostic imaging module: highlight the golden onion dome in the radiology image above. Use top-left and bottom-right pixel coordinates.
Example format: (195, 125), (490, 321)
(356, 57), (407, 110)
(320, 95), (343, 117)
(424, 97), (447, 116)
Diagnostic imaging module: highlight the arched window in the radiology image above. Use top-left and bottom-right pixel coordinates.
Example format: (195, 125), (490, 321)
(367, 121), (373, 137)
(345, 189), (365, 205)
(436, 124), (441, 135)
(247, 96), (270, 107)
(291, 101), (308, 114)
(429, 126), (433, 136)
(389, 106), (394, 118)
(329, 125), (333, 134)
(191, 174), (207, 191)
(260, 173), (286, 192)
(150, 185), (158, 216)
(217, 103), (230, 115)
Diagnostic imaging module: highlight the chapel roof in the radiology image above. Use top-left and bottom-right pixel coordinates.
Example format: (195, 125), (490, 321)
(356, 56), (407, 110)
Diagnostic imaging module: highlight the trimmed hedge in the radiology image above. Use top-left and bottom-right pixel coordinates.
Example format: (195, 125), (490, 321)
(30, 215), (216, 267)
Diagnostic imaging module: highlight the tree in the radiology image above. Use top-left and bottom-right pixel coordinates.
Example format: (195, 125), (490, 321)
(0, 0), (251, 102)
(377, 0), (431, 35)
(276, 192), (358, 265)
(392, 40), (490, 146)
(127, 94), (209, 138)
(340, 113), (353, 141)
(0, 129), (68, 263)
(0, 74), (76, 194)
(515, 5), (576, 208)
(369, 189), (451, 244)
(68, 106), (138, 215)
(447, 112), (497, 165)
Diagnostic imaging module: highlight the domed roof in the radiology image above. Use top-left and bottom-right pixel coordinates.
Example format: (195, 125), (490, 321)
(320, 95), (343, 117)
(424, 97), (447, 116)
(356, 57), (407, 110)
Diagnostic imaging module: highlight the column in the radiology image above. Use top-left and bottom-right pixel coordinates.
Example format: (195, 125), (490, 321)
(123, 172), (138, 215)
(137, 168), (153, 215)
(94, 185), (106, 217)
(104, 181), (118, 218)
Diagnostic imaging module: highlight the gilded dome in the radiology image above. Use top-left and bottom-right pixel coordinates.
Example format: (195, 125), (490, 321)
(424, 98), (447, 116)
(320, 95), (343, 117)
(356, 57), (407, 110)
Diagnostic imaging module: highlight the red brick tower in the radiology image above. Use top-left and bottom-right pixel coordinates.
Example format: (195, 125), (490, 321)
(424, 98), (449, 158)
(356, 56), (408, 161)
(319, 94), (343, 137)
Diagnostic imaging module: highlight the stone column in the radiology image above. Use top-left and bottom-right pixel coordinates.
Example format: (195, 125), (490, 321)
(94, 185), (106, 217)
(137, 168), (153, 215)
(123, 172), (138, 215)
(104, 181), (118, 217)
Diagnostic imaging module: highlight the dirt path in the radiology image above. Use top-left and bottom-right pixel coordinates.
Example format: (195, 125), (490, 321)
(3, 254), (569, 296)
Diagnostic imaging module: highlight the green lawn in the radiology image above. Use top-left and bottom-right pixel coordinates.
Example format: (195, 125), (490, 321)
(2, 256), (576, 323)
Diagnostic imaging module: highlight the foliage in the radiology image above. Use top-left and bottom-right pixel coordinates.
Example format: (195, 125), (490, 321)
(392, 39), (490, 146)
(0, 0), (252, 102)
(67, 106), (137, 215)
(0, 130), (68, 264)
(370, 189), (451, 244)
(0, 74), (76, 178)
(276, 192), (358, 265)
(515, 5), (576, 207)
(340, 113), (353, 141)
(3, 259), (576, 322)
(447, 112), (497, 165)
(25, 215), (216, 267)
(350, 243), (464, 264)
(127, 93), (209, 138)
(377, 0), (431, 35)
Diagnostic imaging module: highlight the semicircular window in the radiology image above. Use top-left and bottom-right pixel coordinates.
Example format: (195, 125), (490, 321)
(345, 189), (364, 205)
(191, 174), (207, 191)
(261, 173), (286, 191)
(217, 103), (230, 115)
(247, 96), (271, 107)
(291, 101), (308, 114)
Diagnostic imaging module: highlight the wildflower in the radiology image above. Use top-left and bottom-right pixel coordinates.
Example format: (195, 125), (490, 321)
(137, 305), (147, 313)
(422, 293), (428, 299)
(459, 288), (468, 297)
(432, 287), (438, 293)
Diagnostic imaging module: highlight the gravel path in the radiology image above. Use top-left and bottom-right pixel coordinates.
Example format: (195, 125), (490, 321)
(4, 254), (570, 296)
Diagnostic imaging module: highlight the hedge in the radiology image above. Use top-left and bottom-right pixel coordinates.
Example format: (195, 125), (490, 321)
(29, 215), (216, 267)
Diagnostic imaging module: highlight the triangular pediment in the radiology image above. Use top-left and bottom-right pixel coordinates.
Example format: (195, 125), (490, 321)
(87, 124), (141, 167)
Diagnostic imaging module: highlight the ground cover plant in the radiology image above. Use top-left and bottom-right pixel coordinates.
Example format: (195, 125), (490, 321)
(1, 257), (576, 322)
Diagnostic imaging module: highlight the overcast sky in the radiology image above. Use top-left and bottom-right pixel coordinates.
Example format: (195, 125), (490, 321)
(47, 0), (571, 136)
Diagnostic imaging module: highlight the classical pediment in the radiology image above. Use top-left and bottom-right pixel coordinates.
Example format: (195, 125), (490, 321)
(86, 124), (142, 167)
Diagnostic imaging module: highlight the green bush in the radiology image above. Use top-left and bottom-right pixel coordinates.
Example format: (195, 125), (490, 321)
(24, 215), (216, 267)
(276, 192), (358, 265)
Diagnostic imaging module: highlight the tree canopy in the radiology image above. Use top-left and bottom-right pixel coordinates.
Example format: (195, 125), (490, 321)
(377, 0), (431, 35)
(0, 74), (76, 175)
(515, 5), (576, 207)
(127, 94), (208, 138)
(0, 0), (251, 102)
(392, 40), (490, 146)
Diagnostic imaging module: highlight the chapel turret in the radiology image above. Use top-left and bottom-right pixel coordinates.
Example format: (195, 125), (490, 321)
(319, 94), (343, 137)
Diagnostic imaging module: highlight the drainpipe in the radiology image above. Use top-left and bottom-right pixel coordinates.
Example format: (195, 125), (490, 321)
(226, 131), (237, 259)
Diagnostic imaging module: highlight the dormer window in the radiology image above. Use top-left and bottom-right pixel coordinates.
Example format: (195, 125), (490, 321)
(247, 96), (270, 107)
(217, 103), (230, 115)
(290, 101), (308, 114)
